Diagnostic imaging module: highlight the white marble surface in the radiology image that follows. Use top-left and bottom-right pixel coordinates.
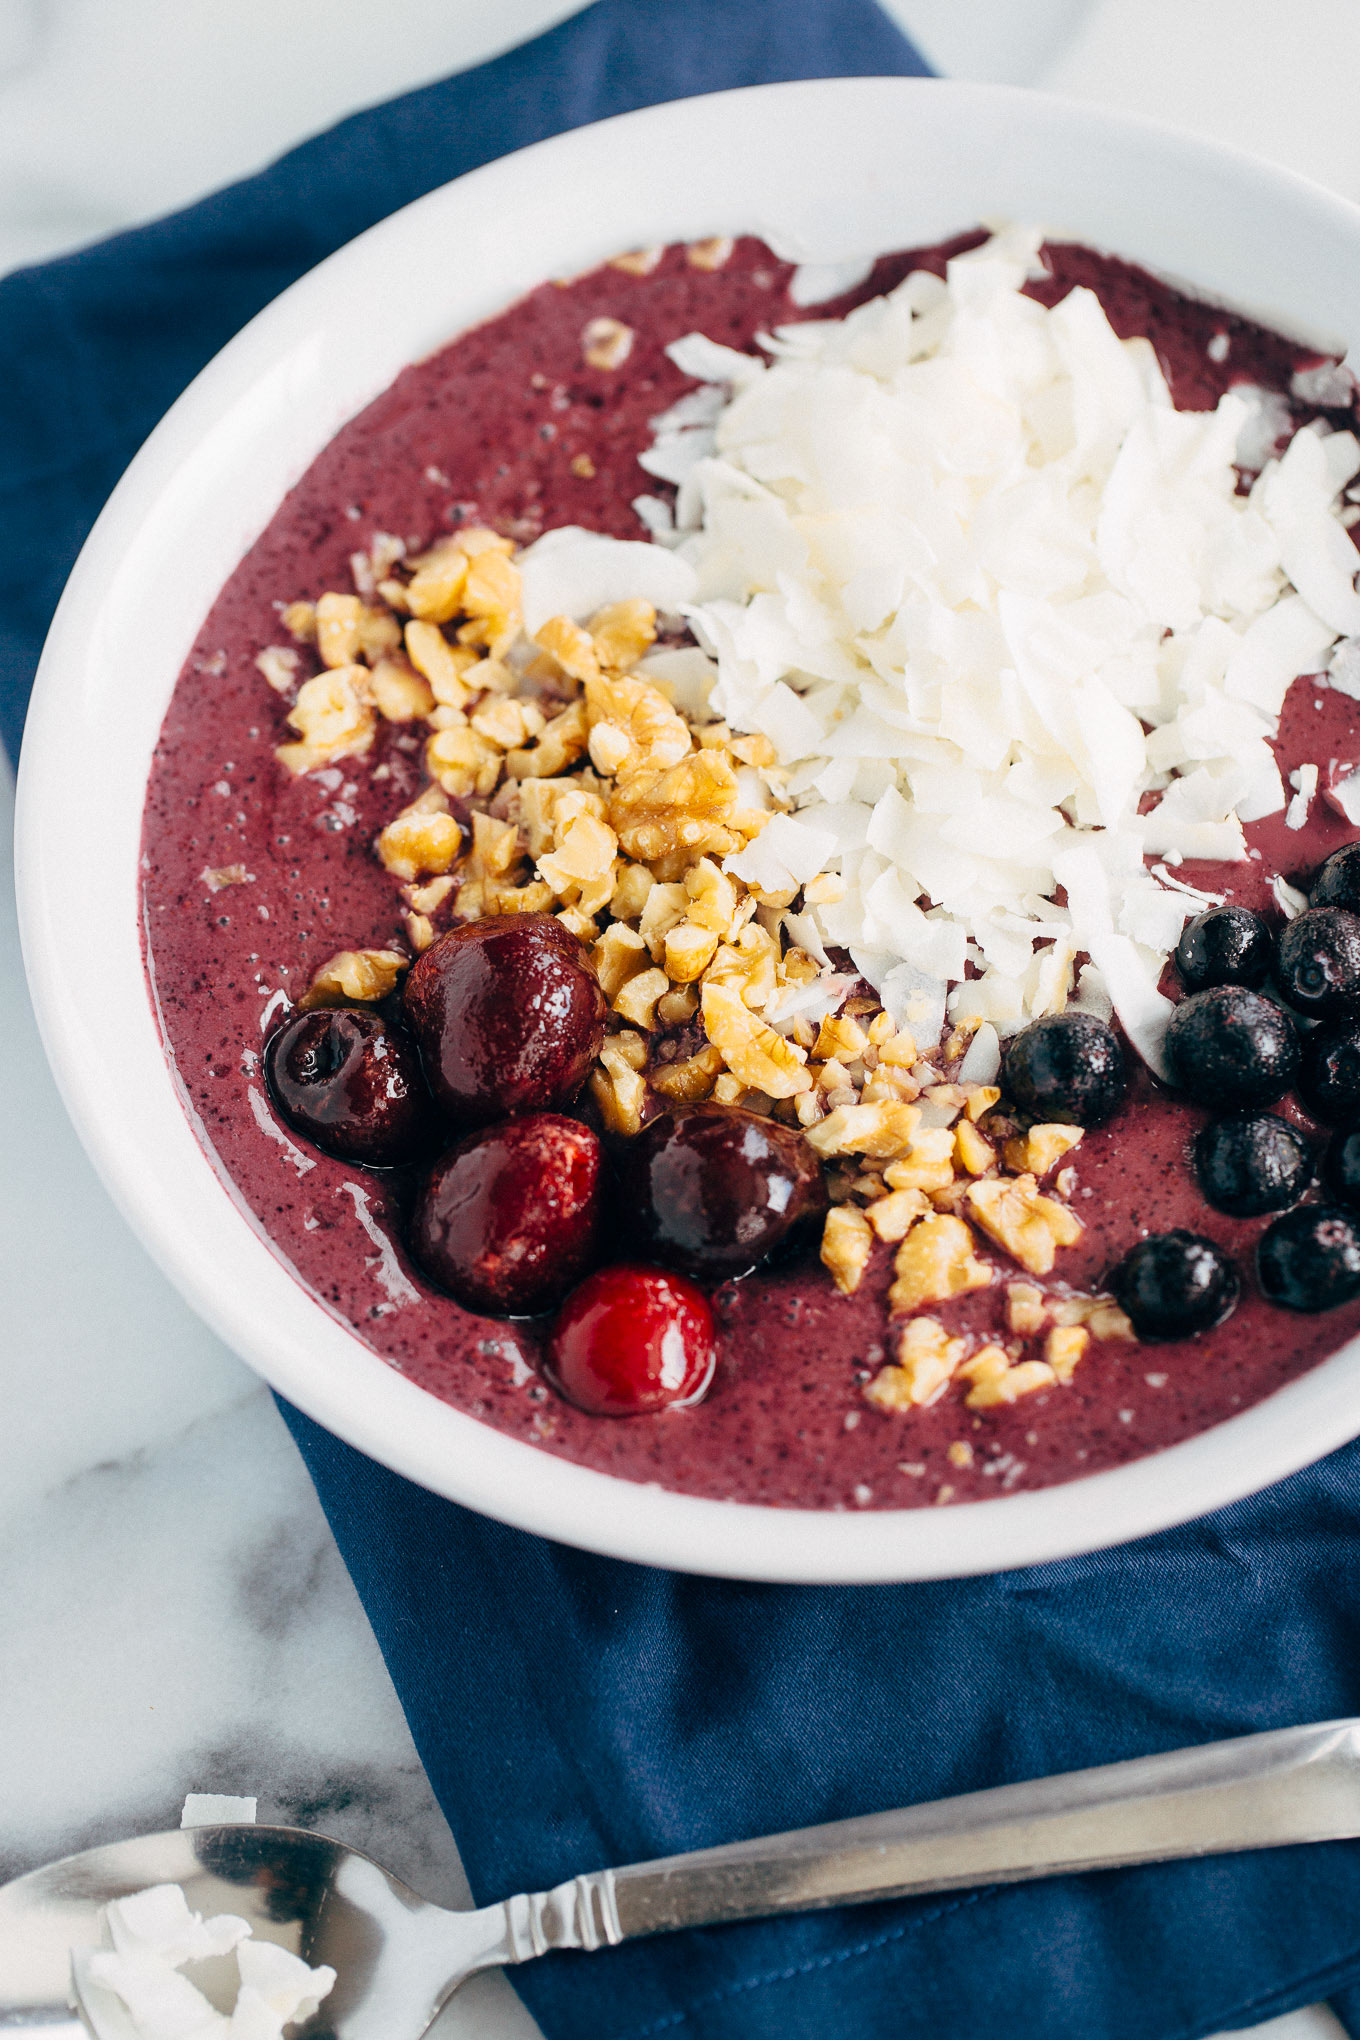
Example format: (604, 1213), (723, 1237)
(4, 5), (1360, 2037)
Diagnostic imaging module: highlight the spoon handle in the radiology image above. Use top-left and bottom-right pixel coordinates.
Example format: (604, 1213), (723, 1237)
(500, 1719), (1360, 1959)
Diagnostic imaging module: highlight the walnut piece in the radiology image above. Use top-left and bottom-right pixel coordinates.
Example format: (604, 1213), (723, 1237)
(965, 1175), (1083, 1277)
(820, 1205), (874, 1295)
(298, 947), (408, 1010)
(888, 1215), (991, 1314)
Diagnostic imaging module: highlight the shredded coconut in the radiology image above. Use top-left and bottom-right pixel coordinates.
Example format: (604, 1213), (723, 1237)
(71, 1884), (334, 2040)
(621, 225), (1360, 1059)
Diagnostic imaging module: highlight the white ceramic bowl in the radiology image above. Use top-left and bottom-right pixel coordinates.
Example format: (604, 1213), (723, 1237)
(19, 77), (1360, 1582)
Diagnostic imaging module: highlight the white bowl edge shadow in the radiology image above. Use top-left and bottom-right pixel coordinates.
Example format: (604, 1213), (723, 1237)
(17, 75), (1360, 1584)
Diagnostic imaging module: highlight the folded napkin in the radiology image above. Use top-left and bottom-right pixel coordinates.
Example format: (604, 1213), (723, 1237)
(7, 3), (1360, 2036)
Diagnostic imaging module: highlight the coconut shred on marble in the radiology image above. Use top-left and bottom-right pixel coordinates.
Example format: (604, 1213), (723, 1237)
(592, 224), (1360, 1069)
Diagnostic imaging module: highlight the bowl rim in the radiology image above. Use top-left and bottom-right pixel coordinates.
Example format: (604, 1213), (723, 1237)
(18, 73), (1360, 1583)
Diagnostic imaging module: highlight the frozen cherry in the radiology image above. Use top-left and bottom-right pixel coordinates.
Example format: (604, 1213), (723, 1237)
(1174, 905), (1272, 993)
(1192, 1113), (1314, 1218)
(1107, 1231), (1240, 1341)
(1324, 1128), (1360, 1209)
(618, 1103), (829, 1282)
(264, 1006), (433, 1166)
(410, 1112), (601, 1316)
(1257, 1205), (1360, 1312)
(1299, 1018), (1360, 1125)
(1310, 843), (1360, 913)
(546, 1264), (717, 1416)
(1275, 907), (1360, 1019)
(1001, 1012), (1126, 1127)
(1163, 987), (1298, 1111)
(403, 915), (606, 1127)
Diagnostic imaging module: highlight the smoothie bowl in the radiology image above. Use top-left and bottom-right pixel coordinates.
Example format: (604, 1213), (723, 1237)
(21, 78), (1360, 1581)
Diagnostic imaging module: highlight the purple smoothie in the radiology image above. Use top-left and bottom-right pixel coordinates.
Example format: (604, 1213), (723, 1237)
(140, 233), (1360, 1510)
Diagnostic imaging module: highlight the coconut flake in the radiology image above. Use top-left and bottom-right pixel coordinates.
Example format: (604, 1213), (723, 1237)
(517, 527), (695, 632)
(181, 1795), (257, 1829)
(642, 227), (1355, 1046)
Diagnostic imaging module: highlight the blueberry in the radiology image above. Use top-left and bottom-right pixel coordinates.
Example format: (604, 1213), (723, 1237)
(1163, 987), (1299, 1111)
(1275, 907), (1360, 1019)
(1107, 1231), (1240, 1341)
(1299, 1018), (1360, 1125)
(1310, 842), (1360, 913)
(1256, 1205), (1360, 1312)
(1001, 1012), (1126, 1127)
(1174, 905), (1272, 993)
(1325, 1128), (1360, 1209)
(1192, 1114), (1314, 1218)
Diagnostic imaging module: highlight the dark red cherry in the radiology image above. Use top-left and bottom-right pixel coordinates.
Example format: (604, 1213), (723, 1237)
(264, 1006), (434, 1166)
(617, 1102), (828, 1282)
(545, 1264), (717, 1415)
(410, 1113), (601, 1317)
(403, 915), (606, 1128)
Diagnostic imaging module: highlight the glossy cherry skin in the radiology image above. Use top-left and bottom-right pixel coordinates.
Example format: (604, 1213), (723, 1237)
(1275, 907), (1360, 1019)
(545, 1264), (717, 1416)
(264, 1006), (434, 1166)
(1002, 1012), (1126, 1127)
(1257, 1205), (1360, 1313)
(410, 1112), (602, 1316)
(403, 915), (606, 1128)
(618, 1103), (829, 1282)
(1107, 1231), (1240, 1341)
(1163, 987), (1299, 1111)
(1174, 905), (1273, 993)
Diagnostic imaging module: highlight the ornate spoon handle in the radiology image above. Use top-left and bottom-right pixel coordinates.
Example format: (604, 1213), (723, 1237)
(497, 1719), (1360, 1958)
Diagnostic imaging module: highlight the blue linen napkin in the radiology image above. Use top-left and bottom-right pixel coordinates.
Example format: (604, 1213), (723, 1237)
(7, 3), (1360, 2035)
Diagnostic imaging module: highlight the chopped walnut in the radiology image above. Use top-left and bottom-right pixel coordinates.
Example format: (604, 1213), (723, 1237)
(590, 598), (657, 671)
(865, 1188), (930, 1242)
(256, 645), (299, 694)
(590, 1037), (647, 1135)
(651, 1044), (724, 1101)
(664, 919), (722, 983)
(536, 614), (600, 683)
(864, 1317), (968, 1411)
(820, 1204), (874, 1295)
(1003, 1124), (1084, 1177)
(405, 620), (476, 706)
(962, 1352), (1057, 1410)
(405, 539), (469, 623)
(687, 236), (734, 271)
(586, 671), (691, 776)
(508, 698), (589, 778)
(275, 668), (375, 774)
(965, 1175), (1082, 1277)
(882, 1128), (957, 1193)
(298, 947), (407, 1009)
(1006, 1282), (1048, 1336)
(804, 1101), (921, 1160)
(369, 657), (435, 722)
(953, 1119), (995, 1176)
(582, 316), (635, 370)
(701, 980), (812, 1098)
(609, 247), (663, 275)
(426, 723), (502, 798)
(377, 801), (463, 882)
(1045, 1324), (1089, 1384)
(888, 1215), (991, 1314)
(613, 966), (669, 1029)
(314, 591), (364, 668)
(609, 749), (739, 862)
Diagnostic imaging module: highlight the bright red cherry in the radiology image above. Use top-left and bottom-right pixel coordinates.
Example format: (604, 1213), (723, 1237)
(403, 914), (606, 1128)
(411, 1113), (602, 1316)
(545, 1265), (717, 1416)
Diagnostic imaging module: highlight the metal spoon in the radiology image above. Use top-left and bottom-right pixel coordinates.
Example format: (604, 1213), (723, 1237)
(5, 1718), (1360, 2038)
